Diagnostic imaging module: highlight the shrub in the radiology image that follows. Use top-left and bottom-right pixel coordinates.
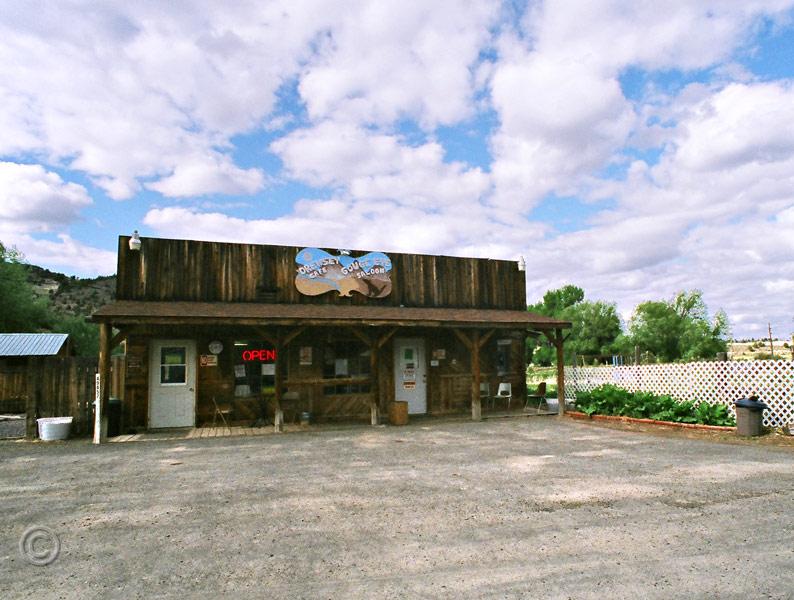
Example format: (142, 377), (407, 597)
(575, 384), (735, 427)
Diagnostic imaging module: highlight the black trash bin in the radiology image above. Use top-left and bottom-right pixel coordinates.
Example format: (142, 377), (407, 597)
(108, 397), (122, 437)
(734, 396), (768, 437)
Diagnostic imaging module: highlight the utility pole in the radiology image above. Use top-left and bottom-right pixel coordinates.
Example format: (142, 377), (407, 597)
(768, 323), (774, 357)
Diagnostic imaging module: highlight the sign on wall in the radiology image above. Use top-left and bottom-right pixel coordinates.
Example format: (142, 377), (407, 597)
(295, 248), (392, 298)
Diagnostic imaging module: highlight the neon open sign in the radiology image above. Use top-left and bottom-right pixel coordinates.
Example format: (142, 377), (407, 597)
(242, 349), (277, 362)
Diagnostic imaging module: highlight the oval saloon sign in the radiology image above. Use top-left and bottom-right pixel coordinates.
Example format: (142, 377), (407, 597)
(295, 248), (392, 298)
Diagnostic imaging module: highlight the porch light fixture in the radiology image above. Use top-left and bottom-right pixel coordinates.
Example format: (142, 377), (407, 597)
(517, 256), (526, 271)
(129, 230), (142, 251)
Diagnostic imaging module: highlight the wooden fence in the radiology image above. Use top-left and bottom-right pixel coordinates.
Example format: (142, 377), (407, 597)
(565, 360), (794, 428)
(0, 356), (126, 438)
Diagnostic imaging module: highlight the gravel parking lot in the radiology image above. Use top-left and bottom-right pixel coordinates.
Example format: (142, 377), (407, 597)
(1, 417), (793, 599)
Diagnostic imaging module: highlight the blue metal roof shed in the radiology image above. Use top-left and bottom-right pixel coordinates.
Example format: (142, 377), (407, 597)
(0, 333), (70, 357)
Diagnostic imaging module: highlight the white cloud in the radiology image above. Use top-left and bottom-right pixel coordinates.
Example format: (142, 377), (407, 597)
(673, 82), (794, 172)
(0, 2), (328, 199)
(487, 1), (794, 211)
(298, 0), (498, 128)
(2, 234), (117, 277)
(0, 162), (113, 276)
(0, 162), (91, 231)
(271, 121), (491, 209)
(146, 153), (266, 198)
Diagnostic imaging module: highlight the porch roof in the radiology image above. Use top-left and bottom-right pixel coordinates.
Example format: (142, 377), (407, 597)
(92, 301), (571, 330)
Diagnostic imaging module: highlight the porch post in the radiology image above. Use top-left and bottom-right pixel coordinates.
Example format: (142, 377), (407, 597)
(274, 341), (284, 432)
(94, 322), (111, 443)
(471, 330), (482, 421)
(370, 341), (380, 425)
(554, 328), (566, 417)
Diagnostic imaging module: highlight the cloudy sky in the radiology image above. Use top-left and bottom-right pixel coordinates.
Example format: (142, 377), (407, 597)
(1, 1), (793, 338)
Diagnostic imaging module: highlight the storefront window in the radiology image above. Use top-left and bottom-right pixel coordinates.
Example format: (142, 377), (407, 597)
(323, 341), (371, 395)
(233, 340), (278, 397)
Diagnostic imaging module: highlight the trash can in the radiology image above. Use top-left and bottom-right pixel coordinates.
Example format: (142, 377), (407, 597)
(735, 397), (768, 437)
(388, 401), (409, 426)
(108, 397), (122, 437)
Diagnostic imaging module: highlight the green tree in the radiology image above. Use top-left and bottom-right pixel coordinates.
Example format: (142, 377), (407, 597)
(629, 290), (728, 362)
(527, 285), (622, 365)
(564, 300), (622, 358)
(52, 314), (99, 357)
(0, 242), (50, 332)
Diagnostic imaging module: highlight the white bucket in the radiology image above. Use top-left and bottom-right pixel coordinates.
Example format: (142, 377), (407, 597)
(37, 417), (73, 441)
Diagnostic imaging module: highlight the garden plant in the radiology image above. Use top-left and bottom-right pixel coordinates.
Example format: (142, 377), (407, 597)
(575, 384), (735, 427)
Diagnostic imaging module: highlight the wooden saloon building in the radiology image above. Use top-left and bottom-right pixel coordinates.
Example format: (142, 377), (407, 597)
(91, 235), (570, 440)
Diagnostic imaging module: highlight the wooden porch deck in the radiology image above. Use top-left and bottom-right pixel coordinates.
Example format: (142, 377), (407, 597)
(107, 407), (556, 443)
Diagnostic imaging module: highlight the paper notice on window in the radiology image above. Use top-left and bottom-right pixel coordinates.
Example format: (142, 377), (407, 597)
(403, 381), (416, 389)
(234, 364), (246, 378)
(335, 358), (349, 376)
(261, 363), (275, 376)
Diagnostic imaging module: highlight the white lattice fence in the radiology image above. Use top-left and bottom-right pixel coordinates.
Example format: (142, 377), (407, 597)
(565, 360), (794, 428)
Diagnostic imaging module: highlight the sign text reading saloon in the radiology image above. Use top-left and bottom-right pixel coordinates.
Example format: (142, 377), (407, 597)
(294, 248), (392, 298)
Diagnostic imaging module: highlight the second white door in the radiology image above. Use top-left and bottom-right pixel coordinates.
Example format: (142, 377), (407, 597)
(393, 338), (426, 414)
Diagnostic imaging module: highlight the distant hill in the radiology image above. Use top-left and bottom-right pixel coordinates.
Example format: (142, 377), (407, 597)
(25, 264), (115, 319)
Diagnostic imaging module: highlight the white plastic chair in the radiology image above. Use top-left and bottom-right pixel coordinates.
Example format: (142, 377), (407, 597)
(493, 382), (512, 409)
(479, 382), (490, 403)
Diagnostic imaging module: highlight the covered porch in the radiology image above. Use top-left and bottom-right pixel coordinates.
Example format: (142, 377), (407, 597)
(91, 301), (571, 441)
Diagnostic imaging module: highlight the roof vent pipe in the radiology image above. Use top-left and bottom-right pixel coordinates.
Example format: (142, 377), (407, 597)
(517, 256), (526, 271)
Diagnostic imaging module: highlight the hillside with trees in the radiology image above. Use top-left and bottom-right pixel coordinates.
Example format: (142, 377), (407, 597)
(0, 241), (115, 356)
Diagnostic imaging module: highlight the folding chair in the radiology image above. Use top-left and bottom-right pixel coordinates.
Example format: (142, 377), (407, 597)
(211, 396), (233, 429)
(524, 381), (547, 412)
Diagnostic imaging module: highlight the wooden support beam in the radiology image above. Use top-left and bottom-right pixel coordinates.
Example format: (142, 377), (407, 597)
(94, 322), (111, 443)
(274, 341), (284, 432)
(452, 328), (472, 350)
(478, 329), (495, 349)
(471, 330), (482, 421)
(253, 327), (279, 348)
(349, 327), (373, 347)
(282, 327), (306, 347)
(370, 341), (380, 426)
(554, 328), (566, 417)
(377, 328), (398, 349)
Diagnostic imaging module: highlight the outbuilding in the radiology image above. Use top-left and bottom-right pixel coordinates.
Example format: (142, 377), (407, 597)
(91, 235), (570, 439)
(0, 333), (72, 366)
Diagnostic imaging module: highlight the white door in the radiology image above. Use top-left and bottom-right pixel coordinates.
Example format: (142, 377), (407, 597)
(393, 338), (426, 414)
(149, 340), (196, 428)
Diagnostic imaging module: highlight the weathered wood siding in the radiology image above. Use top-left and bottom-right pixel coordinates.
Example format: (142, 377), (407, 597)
(1, 357), (125, 437)
(116, 236), (526, 310)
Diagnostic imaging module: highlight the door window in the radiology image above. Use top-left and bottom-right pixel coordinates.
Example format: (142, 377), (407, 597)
(160, 346), (187, 384)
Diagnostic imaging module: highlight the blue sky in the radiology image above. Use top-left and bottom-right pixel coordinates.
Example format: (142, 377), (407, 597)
(1, 1), (793, 339)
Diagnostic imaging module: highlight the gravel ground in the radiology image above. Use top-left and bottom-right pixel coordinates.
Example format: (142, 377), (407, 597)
(1, 417), (792, 599)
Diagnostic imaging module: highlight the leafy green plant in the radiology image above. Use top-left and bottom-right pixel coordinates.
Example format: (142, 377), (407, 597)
(574, 384), (736, 426)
